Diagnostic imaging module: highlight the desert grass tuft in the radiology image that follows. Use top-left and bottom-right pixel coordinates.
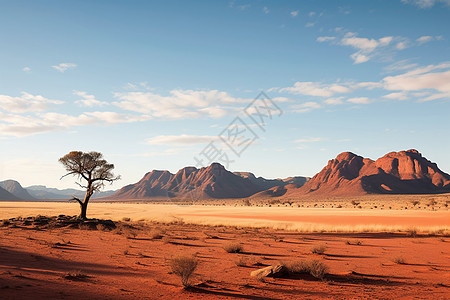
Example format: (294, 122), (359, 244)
(169, 254), (198, 287)
(63, 270), (90, 281)
(310, 244), (327, 254)
(223, 242), (243, 253)
(392, 256), (407, 264)
(282, 259), (329, 279)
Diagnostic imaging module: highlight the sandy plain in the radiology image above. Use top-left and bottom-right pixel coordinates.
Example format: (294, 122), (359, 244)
(1, 197), (449, 299)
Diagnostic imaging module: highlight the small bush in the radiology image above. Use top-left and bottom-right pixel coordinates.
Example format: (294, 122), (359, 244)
(169, 254), (198, 287)
(282, 259), (329, 279)
(149, 229), (164, 240)
(223, 242), (243, 253)
(346, 239), (362, 245)
(63, 270), (90, 281)
(310, 244), (327, 255)
(392, 256), (407, 264)
(351, 200), (360, 206)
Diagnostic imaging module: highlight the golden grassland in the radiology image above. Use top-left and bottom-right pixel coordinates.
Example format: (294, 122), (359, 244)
(1, 193), (449, 235)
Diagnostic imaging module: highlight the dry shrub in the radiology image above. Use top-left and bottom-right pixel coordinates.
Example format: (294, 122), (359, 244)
(392, 256), (407, 264)
(282, 259), (329, 279)
(169, 254), (198, 287)
(63, 270), (90, 281)
(234, 255), (249, 267)
(310, 244), (327, 254)
(149, 229), (164, 240)
(345, 239), (362, 245)
(223, 242), (243, 253)
(161, 236), (172, 244)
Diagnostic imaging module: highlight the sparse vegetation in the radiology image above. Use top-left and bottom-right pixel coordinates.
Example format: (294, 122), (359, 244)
(410, 200), (420, 207)
(63, 270), (90, 281)
(149, 229), (164, 240)
(346, 239), (362, 245)
(310, 244), (327, 254)
(351, 200), (360, 206)
(169, 254), (198, 287)
(223, 242), (243, 253)
(282, 259), (329, 279)
(392, 256), (407, 264)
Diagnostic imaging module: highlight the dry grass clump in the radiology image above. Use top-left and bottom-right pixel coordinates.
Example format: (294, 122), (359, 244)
(392, 256), (407, 264)
(345, 239), (362, 245)
(223, 242), (243, 253)
(310, 244), (327, 254)
(63, 270), (90, 281)
(282, 259), (329, 279)
(149, 229), (164, 240)
(169, 254), (198, 287)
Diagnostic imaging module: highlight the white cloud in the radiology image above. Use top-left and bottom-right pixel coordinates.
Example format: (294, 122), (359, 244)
(309, 11), (316, 17)
(305, 22), (315, 28)
(290, 10), (299, 17)
(401, 0), (450, 8)
(146, 134), (219, 145)
(384, 60), (419, 73)
(383, 63), (450, 95)
(278, 82), (352, 97)
(52, 62), (77, 73)
(324, 97), (345, 105)
(417, 35), (433, 44)
(317, 36), (336, 42)
(263, 6), (269, 14)
(347, 97), (371, 104)
(341, 32), (394, 64)
(113, 89), (247, 119)
(23, 67), (31, 73)
(383, 92), (409, 100)
(74, 90), (108, 107)
(292, 101), (321, 113)
(295, 137), (323, 143)
(0, 92), (63, 113)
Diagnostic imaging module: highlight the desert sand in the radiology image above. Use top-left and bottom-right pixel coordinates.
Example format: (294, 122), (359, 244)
(1, 199), (450, 299)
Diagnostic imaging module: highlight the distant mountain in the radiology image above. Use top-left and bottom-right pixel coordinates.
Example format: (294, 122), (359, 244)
(285, 149), (450, 197)
(0, 185), (21, 201)
(26, 185), (117, 200)
(0, 180), (35, 200)
(110, 163), (265, 200)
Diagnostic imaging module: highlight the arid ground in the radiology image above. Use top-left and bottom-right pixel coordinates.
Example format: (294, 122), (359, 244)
(1, 197), (449, 299)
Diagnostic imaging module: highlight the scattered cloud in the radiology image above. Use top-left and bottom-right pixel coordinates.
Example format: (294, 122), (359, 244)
(74, 90), (108, 107)
(317, 36), (336, 42)
(384, 59), (419, 73)
(309, 11), (316, 17)
(146, 134), (219, 145)
(347, 97), (371, 104)
(383, 91), (409, 100)
(291, 101), (321, 113)
(263, 6), (269, 14)
(113, 89), (247, 119)
(324, 97), (345, 105)
(417, 35), (433, 44)
(23, 67), (31, 73)
(290, 10), (299, 17)
(0, 92), (63, 113)
(52, 62), (77, 73)
(305, 22), (315, 28)
(341, 32), (394, 64)
(401, 0), (450, 8)
(277, 82), (352, 97)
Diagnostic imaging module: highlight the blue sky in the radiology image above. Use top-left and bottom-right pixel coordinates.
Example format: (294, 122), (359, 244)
(0, 0), (449, 189)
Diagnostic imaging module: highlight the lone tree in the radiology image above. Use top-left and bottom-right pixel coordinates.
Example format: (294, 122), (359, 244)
(59, 151), (120, 220)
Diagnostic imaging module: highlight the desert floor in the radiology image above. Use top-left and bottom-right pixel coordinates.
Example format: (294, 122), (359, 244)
(0, 200), (449, 299)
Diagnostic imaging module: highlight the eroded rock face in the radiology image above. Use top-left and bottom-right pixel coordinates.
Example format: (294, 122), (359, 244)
(110, 163), (262, 200)
(289, 149), (450, 196)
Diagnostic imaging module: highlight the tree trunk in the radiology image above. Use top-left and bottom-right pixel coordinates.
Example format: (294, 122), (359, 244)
(79, 202), (88, 220)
